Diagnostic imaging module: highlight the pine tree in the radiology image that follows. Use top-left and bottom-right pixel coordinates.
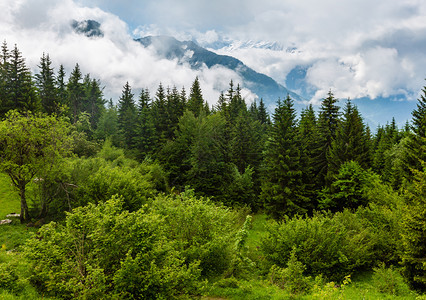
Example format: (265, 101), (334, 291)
(261, 96), (305, 218)
(166, 86), (185, 139)
(67, 64), (84, 123)
(258, 98), (270, 125)
(328, 99), (370, 177)
(7, 44), (39, 112)
(216, 91), (227, 113)
(117, 82), (137, 149)
(134, 88), (155, 158)
(405, 84), (426, 176)
(0, 40), (11, 116)
(313, 90), (340, 188)
(35, 53), (58, 114)
(187, 77), (205, 117)
(83, 77), (105, 129)
(298, 104), (318, 209)
(151, 83), (168, 147)
(228, 83), (247, 123)
(56, 64), (67, 110)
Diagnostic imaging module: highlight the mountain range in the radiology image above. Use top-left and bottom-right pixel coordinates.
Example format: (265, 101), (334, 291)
(135, 36), (303, 104)
(72, 20), (303, 106)
(71, 20), (417, 127)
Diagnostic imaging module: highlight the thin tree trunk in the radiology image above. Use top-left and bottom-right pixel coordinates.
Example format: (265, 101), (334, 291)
(19, 183), (30, 223)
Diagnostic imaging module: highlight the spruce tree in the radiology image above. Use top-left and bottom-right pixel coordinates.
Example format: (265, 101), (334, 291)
(35, 53), (58, 114)
(56, 64), (67, 110)
(117, 82), (137, 149)
(261, 96), (305, 218)
(258, 98), (270, 125)
(314, 90), (340, 188)
(166, 86), (185, 139)
(67, 64), (84, 123)
(228, 83), (247, 123)
(405, 84), (426, 176)
(0, 40), (11, 116)
(151, 83), (168, 147)
(298, 104), (318, 209)
(187, 77), (204, 117)
(328, 99), (370, 176)
(7, 44), (39, 112)
(84, 77), (105, 129)
(134, 88), (155, 159)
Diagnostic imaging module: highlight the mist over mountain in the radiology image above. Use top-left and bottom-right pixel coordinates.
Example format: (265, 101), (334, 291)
(71, 20), (104, 38)
(136, 35), (303, 105)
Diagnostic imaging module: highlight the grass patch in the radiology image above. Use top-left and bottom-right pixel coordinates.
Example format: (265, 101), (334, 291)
(0, 174), (20, 218)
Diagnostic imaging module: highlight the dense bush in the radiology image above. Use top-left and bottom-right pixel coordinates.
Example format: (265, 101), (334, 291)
(24, 197), (201, 299)
(149, 189), (244, 278)
(261, 210), (378, 280)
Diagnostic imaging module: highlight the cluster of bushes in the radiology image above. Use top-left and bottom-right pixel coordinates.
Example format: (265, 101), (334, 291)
(21, 191), (247, 299)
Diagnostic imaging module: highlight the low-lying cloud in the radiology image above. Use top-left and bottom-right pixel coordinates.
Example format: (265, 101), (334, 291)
(0, 0), (245, 105)
(2, 0), (426, 107)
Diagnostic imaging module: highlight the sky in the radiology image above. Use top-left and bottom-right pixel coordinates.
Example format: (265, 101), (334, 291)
(1, 0), (426, 127)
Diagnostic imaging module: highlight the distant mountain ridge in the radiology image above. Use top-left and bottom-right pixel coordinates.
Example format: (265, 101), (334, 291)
(136, 35), (303, 104)
(71, 20), (303, 105)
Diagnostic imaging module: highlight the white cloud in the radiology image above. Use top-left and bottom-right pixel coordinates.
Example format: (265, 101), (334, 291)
(2, 0), (426, 108)
(0, 0), (248, 105)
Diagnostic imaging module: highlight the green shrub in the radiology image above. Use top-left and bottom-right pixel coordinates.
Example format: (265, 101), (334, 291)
(24, 197), (201, 299)
(372, 263), (411, 296)
(261, 210), (377, 280)
(268, 248), (311, 295)
(149, 189), (242, 278)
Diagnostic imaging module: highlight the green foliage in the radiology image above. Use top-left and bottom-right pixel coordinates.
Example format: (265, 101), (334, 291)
(117, 82), (138, 149)
(24, 197), (201, 299)
(314, 90), (341, 187)
(149, 189), (241, 278)
(328, 100), (371, 177)
(319, 161), (377, 211)
(261, 96), (306, 218)
(268, 248), (311, 295)
(372, 263), (411, 296)
(0, 111), (73, 222)
(401, 164), (426, 292)
(261, 210), (379, 281)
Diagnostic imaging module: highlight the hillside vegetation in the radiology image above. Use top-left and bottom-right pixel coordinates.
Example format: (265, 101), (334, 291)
(0, 41), (425, 299)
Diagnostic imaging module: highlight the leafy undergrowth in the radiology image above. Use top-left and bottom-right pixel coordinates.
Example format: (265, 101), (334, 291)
(202, 213), (420, 300)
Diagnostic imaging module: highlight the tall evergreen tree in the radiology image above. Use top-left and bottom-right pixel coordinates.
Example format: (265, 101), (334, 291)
(134, 88), (155, 158)
(261, 96), (305, 218)
(117, 82), (137, 149)
(314, 90), (340, 187)
(67, 63), (84, 123)
(0, 40), (11, 116)
(187, 77), (204, 117)
(328, 99), (370, 176)
(166, 85), (185, 139)
(405, 84), (426, 176)
(258, 98), (270, 125)
(151, 83), (168, 147)
(7, 44), (39, 112)
(56, 64), (67, 109)
(83, 77), (105, 129)
(298, 104), (319, 208)
(35, 53), (58, 114)
(228, 83), (247, 123)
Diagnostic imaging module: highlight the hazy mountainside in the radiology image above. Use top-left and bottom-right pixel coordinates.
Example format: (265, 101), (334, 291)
(136, 36), (303, 104)
(71, 20), (104, 38)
